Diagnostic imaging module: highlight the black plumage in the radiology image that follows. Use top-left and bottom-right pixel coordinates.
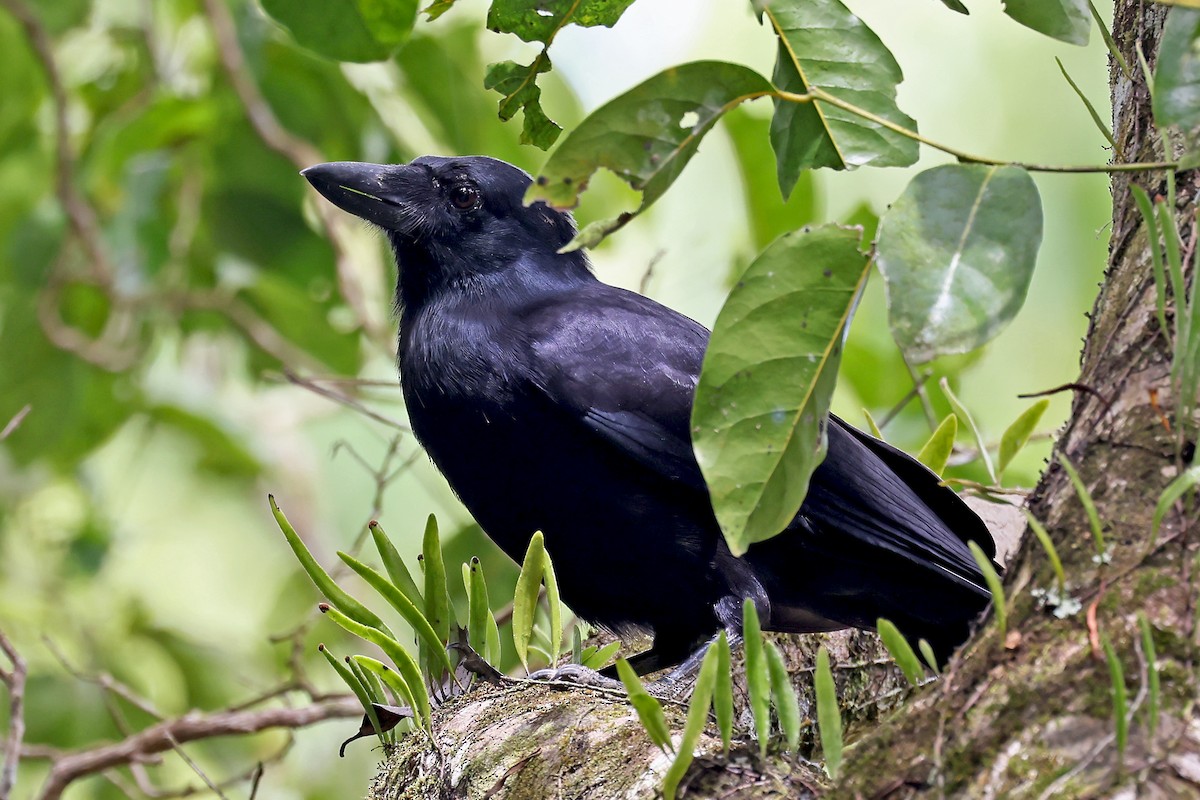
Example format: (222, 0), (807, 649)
(302, 155), (998, 672)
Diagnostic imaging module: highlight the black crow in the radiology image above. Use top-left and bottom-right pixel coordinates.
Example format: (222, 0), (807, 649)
(302, 156), (998, 674)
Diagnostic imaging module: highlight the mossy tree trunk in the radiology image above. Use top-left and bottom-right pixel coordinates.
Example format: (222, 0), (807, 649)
(371, 4), (1200, 797)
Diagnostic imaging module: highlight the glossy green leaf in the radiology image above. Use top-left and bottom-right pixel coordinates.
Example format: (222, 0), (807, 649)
(765, 641), (800, 751)
(526, 61), (773, 245)
(762, 0), (918, 194)
(998, 398), (1050, 476)
(940, 378), (998, 484)
(270, 496), (393, 638)
(421, 514), (451, 638)
(615, 658), (673, 753)
(1151, 465), (1200, 548)
(543, 545), (563, 668)
(466, 558), (494, 664)
(714, 632), (733, 756)
(1003, 0), (1090, 45)
(916, 414), (957, 477)
(938, 0), (969, 13)
(876, 618), (925, 685)
(260, 0), (417, 62)
(371, 521), (423, 610)
(483, 58), (562, 150)
(743, 600), (771, 757)
(580, 641), (621, 670)
(877, 164), (1042, 364)
(321, 605), (431, 729)
(513, 532), (547, 672)
(337, 551), (455, 677)
(693, 225), (870, 554)
(814, 645), (843, 780)
(969, 541), (1007, 642)
(663, 640), (720, 800)
(917, 639), (941, 676)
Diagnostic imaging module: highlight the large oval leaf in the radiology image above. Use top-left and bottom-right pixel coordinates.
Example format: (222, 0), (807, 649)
(1155, 8), (1200, 131)
(693, 224), (869, 555)
(260, 0), (417, 63)
(1003, 0), (1090, 46)
(761, 0), (918, 194)
(875, 164), (1042, 364)
(525, 61), (774, 247)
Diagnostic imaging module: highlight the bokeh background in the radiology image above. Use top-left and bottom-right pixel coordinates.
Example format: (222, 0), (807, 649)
(0, 0), (1112, 796)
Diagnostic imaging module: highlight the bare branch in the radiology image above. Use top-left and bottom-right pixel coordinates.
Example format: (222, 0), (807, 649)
(36, 695), (360, 800)
(0, 406), (30, 442)
(0, 629), (28, 800)
(279, 369), (412, 433)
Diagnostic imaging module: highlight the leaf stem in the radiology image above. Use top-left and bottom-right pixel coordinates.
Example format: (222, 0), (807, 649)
(771, 88), (1175, 174)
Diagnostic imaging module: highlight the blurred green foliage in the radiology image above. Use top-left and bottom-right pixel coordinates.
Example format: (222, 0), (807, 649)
(0, 0), (1112, 796)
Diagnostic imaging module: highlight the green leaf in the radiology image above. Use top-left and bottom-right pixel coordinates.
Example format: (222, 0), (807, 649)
(765, 641), (801, 751)
(319, 644), (386, 746)
(543, 545), (563, 668)
(321, 605), (431, 729)
(916, 414), (957, 477)
(940, 378), (998, 484)
(1003, 0), (1090, 45)
(998, 399), (1050, 477)
(1130, 186), (1170, 339)
(1101, 634), (1128, 765)
(1055, 58), (1121, 157)
(743, 600), (771, 757)
(337, 550), (455, 678)
(1164, 11), (1200, 127)
(1025, 510), (1066, 598)
(270, 496), (393, 638)
(353, 655), (417, 717)
(1157, 9), (1200, 129)
(693, 225), (870, 554)
(422, 0), (457, 20)
(1151, 465), (1200, 548)
(466, 557), (494, 664)
(615, 658), (673, 753)
(512, 532), (547, 672)
(663, 640), (720, 800)
(969, 540), (1007, 643)
(1058, 453), (1106, 556)
(370, 521), (423, 610)
(260, 0), (417, 62)
(917, 639), (941, 676)
(863, 408), (884, 439)
(762, 0), (918, 194)
(876, 618), (925, 685)
(814, 645), (843, 781)
(486, 0), (635, 43)
(714, 632), (733, 756)
(580, 641), (621, 670)
(483, 58), (562, 150)
(421, 514), (452, 646)
(876, 164), (1043, 364)
(526, 61), (774, 244)
(938, 0), (969, 13)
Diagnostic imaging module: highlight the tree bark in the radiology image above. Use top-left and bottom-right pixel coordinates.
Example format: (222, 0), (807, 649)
(370, 3), (1200, 797)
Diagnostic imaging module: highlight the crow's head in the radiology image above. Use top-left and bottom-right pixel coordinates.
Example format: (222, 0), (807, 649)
(303, 156), (587, 308)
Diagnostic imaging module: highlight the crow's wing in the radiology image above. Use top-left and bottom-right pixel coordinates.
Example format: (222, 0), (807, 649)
(520, 285), (710, 492)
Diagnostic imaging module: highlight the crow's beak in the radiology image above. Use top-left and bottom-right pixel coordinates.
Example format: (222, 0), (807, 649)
(302, 161), (406, 230)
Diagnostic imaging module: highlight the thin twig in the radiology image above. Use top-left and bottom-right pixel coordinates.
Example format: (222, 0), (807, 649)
(280, 369), (412, 432)
(162, 731), (229, 800)
(0, 406), (30, 442)
(0, 629), (28, 800)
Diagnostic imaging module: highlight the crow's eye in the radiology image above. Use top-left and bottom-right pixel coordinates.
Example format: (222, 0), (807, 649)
(450, 185), (479, 210)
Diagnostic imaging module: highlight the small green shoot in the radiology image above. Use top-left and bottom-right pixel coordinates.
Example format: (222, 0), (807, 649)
(1131, 186), (1169, 339)
(814, 645), (843, 781)
(1101, 634), (1128, 769)
(940, 378), (997, 483)
(580, 641), (621, 670)
(320, 603), (432, 730)
(916, 414), (957, 477)
(615, 658), (673, 753)
(1057, 453), (1106, 558)
(1025, 510), (1066, 598)
(1087, 0), (1130, 79)
(543, 543), (563, 668)
(465, 557), (501, 665)
(917, 639), (941, 676)
(743, 599), (771, 757)
(876, 618), (924, 685)
(1138, 613), (1160, 739)
(714, 632), (733, 756)
(969, 541), (1007, 643)
(513, 532), (547, 672)
(354, 654), (417, 713)
(765, 641), (801, 751)
(319, 644), (387, 747)
(998, 398), (1050, 477)
(421, 515), (453, 652)
(863, 408), (884, 439)
(662, 639), (720, 800)
(1152, 465), (1200, 549)
(270, 496), (393, 637)
(1055, 57), (1121, 157)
